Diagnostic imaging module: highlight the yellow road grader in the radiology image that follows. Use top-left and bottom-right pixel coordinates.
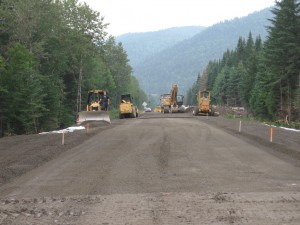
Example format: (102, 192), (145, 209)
(193, 89), (218, 116)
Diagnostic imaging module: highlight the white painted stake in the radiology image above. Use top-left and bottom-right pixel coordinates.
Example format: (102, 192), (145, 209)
(86, 123), (90, 134)
(62, 132), (65, 145)
(239, 120), (242, 132)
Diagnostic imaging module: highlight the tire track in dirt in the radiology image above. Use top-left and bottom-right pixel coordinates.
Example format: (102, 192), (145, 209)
(1, 192), (300, 225)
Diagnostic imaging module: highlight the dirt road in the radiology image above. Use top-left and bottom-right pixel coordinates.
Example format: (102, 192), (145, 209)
(0, 113), (300, 224)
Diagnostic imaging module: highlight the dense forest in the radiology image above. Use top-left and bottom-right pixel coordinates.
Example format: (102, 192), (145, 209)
(187, 0), (300, 124)
(0, 0), (147, 136)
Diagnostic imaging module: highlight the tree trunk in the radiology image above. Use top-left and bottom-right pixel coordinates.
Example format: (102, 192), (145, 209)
(288, 82), (291, 122)
(77, 56), (83, 113)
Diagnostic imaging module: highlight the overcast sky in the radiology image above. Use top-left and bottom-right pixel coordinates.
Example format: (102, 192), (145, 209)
(80, 0), (275, 36)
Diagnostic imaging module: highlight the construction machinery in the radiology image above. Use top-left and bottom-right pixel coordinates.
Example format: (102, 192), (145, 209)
(119, 94), (138, 119)
(170, 84), (185, 113)
(160, 93), (171, 113)
(193, 89), (217, 116)
(76, 90), (111, 124)
(154, 106), (162, 113)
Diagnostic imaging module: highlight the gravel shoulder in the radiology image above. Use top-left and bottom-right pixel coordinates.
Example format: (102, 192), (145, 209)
(198, 116), (300, 163)
(0, 122), (112, 186)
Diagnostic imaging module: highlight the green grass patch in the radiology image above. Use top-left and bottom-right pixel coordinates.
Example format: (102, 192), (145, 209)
(223, 112), (299, 130)
(223, 113), (254, 121)
(271, 120), (300, 130)
(109, 107), (119, 119)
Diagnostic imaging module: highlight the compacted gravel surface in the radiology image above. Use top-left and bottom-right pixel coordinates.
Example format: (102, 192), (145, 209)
(0, 113), (299, 225)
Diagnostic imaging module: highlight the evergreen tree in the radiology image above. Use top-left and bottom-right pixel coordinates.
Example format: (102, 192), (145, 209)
(250, 57), (278, 120)
(127, 76), (147, 108)
(245, 33), (254, 58)
(264, 0), (300, 120)
(254, 35), (263, 52)
(0, 0), (145, 135)
(236, 37), (246, 63)
(0, 55), (7, 136)
(103, 38), (133, 107)
(239, 35), (262, 108)
(212, 66), (231, 105)
(238, 60), (253, 108)
(3, 43), (45, 134)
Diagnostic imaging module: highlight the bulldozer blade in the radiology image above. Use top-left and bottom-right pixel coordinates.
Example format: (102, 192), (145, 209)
(77, 111), (111, 125)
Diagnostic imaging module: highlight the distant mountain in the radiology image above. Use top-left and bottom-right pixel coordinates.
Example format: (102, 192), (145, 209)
(118, 8), (273, 96)
(116, 26), (206, 68)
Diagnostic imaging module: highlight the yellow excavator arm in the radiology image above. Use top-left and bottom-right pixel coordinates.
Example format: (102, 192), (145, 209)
(170, 84), (178, 106)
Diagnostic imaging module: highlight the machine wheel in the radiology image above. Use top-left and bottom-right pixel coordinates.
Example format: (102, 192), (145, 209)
(131, 107), (136, 118)
(193, 108), (199, 116)
(163, 107), (170, 113)
(119, 113), (124, 119)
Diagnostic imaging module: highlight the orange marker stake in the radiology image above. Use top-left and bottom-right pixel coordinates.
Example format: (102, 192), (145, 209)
(270, 127), (273, 142)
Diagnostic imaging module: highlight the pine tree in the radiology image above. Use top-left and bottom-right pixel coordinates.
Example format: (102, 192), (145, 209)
(103, 38), (133, 107)
(4, 43), (45, 134)
(250, 58), (278, 120)
(236, 37), (246, 63)
(264, 0), (300, 120)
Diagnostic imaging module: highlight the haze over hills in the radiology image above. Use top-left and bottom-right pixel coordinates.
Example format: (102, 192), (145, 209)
(116, 26), (206, 68)
(116, 8), (273, 96)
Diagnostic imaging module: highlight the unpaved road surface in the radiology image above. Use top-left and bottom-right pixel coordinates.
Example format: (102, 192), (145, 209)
(0, 113), (300, 225)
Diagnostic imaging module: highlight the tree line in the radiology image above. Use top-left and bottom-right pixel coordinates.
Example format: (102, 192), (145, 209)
(0, 0), (147, 136)
(186, 0), (300, 123)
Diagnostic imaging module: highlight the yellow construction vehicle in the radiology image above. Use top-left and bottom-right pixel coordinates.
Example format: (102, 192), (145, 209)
(119, 94), (138, 119)
(170, 84), (185, 113)
(154, 106), (162, 113)
(170, 84), (179, 113)
(76, 90), (111, 124)
(193, 89), (216, 116)
(160, 93), (171, 113)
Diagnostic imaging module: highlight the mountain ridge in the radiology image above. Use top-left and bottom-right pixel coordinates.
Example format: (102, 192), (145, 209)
(116, 26), (206, 68)
(117, 8), (273, 96)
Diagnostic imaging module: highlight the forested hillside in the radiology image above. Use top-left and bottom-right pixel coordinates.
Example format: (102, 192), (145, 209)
(0, 0), (147, 136)
(127, 8), (272, 95)
(188, 0), (300, 124)
(116, 26), (205, 68)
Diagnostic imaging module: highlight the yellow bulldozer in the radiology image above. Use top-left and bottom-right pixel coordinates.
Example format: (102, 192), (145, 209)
(76, 90), (111, 124)
(119, 94), (138, 119)
(193, 89), (217, 116)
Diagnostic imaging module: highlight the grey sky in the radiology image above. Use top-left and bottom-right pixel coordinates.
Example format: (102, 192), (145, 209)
(80, 0), (275, 36)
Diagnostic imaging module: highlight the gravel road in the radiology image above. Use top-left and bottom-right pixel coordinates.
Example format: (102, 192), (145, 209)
(0, 112), (299, 224)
